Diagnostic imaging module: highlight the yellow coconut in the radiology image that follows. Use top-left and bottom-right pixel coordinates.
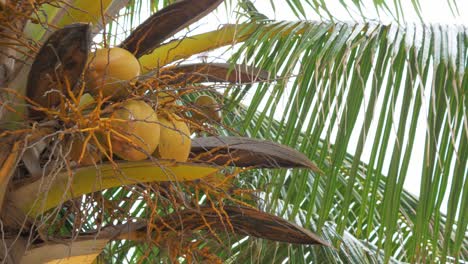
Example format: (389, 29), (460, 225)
(67, 136), (102, 166)
(85, 47), (141, 99)
(192, 95), (221, 123)
(154, 114), (191, 162)
(110, 100), (160, 161)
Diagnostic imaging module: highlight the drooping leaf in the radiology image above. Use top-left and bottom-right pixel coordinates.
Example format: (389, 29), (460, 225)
(26, 23), (91, 119)
(150, 206), (329, 245)
(9, 161), (221, 217)
(191, 136), (321, 172)
(223, 20), (468, 262)
(160, 63), (271, 84)
(120, 0), (224, 57)
(60, 206), (329, 246)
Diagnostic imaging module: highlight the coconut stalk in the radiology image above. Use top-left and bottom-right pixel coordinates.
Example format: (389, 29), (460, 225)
(137, 21), (310, 71)
(159, 63), (272, 84)
(8, 161), (221, 217)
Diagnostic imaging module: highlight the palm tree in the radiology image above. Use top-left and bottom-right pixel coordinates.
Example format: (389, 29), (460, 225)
(0, 0), (466, 263)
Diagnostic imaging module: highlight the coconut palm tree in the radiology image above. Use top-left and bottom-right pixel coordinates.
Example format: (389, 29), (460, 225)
(0, 0), (466, 263)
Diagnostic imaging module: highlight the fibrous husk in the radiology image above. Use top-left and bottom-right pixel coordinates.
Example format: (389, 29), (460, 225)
(191, 95), (221, 123)
(109, 100), (160, 161)
(154, 113), (191, 162)
(26, 23), (91, 119)
(85, 47), (141, 99)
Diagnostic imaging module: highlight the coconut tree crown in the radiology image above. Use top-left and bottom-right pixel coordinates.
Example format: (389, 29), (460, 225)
(0, 0), (466, 263)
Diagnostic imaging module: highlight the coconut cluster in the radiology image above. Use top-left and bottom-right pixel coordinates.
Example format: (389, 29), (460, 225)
(67, 47), (220, 165)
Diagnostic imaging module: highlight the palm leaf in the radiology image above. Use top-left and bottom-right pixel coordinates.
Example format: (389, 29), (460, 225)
(191, 136), (320, 171)
(223, 20), (467, 262)
(115, 206), (329, 245)
(120, 0), (224, 57)
(264, 0), (457, 21)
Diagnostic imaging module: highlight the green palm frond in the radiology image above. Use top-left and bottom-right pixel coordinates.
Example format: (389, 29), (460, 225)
(266, 0), (459, 21)
(223, 20), (467, 263)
